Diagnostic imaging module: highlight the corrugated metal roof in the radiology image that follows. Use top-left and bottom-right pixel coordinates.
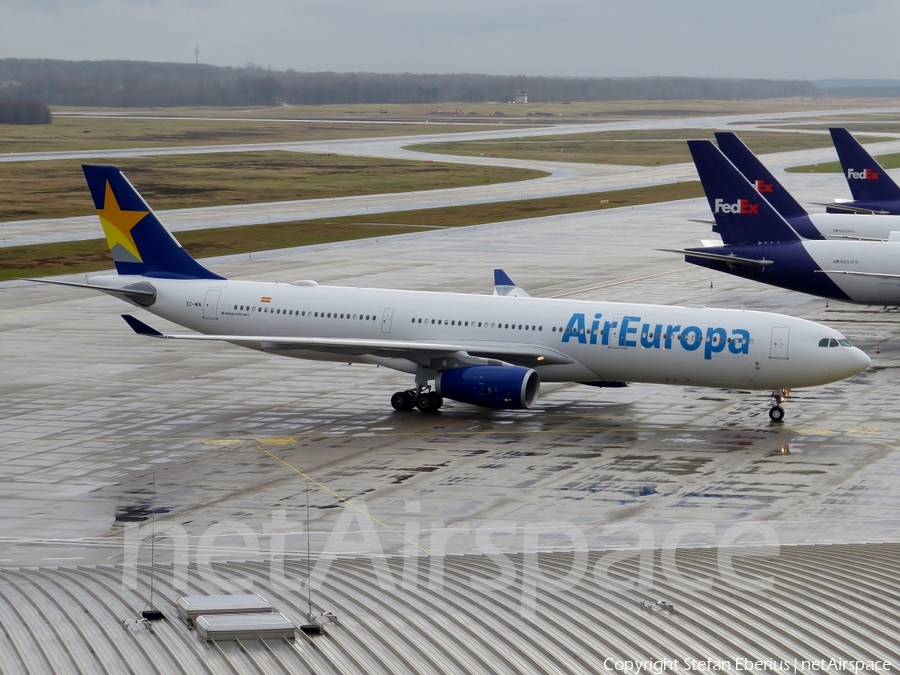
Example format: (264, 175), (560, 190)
(1, 543), (897, 674)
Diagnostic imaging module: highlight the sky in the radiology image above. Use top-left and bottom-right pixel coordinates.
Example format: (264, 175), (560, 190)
(1, 0), (899, 80)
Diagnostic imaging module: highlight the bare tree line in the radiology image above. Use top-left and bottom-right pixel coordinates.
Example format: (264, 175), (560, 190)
(0, 98), (51, 124)
(0, 58), (829, 108)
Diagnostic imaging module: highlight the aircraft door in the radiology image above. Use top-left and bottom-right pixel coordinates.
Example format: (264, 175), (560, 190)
(382, 308), (394, 334)
(203, 290), (221, 320)
(769, 326), (789, 359)
(606, 316), (625, 349)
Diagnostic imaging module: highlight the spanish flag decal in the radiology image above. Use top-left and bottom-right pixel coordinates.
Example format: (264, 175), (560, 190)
(261, 297), (272, 303)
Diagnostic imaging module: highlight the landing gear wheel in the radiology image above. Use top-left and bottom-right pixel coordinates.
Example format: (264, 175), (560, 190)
(391, 391), (414, 411)
(416, 392), (441, 412)
(769, 405), (785, 422)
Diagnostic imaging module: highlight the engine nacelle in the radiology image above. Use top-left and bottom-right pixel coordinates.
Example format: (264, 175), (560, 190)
(435, 366), (539, 409)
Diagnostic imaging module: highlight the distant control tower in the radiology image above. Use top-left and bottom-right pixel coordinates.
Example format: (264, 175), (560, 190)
(194, 47), (200, 64)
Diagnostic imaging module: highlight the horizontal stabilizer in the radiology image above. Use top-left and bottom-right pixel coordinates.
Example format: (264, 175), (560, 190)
(812, 202), (888, 215)
(29, 278), (154, 295)
(122, 314), (163, 336)
(661, 248), (774, 268)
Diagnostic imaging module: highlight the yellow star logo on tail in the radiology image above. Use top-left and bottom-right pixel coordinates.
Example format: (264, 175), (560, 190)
(98, 181), (148, 262)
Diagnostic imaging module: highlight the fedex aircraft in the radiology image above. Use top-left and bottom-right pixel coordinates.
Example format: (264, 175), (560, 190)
(824, 127), (900, 215)
(37, 165), (869, 422)
(715, 131), (900, 241)
(679, 140), (900, 307)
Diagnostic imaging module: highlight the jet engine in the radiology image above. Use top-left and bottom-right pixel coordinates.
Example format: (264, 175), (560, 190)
(435, 365), (539, 409)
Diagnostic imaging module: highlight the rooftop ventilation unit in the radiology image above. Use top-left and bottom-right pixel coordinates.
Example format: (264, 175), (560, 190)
(196, 612), (296, 641)
(176, 594), (272, 624)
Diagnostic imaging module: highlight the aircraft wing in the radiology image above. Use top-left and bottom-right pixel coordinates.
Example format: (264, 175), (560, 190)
(121, 315), (573, 367)
(659, 249), (774, 268)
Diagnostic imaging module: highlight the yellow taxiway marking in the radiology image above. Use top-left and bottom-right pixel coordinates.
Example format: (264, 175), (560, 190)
(6, 424), (892, 448)
(256, 445), (430, 555)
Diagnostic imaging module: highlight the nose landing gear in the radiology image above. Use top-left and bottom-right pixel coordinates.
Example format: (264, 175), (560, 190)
(769, 388), (790, 422)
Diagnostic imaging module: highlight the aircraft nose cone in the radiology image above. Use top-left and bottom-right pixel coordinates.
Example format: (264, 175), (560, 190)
(848, 347), (871, 375)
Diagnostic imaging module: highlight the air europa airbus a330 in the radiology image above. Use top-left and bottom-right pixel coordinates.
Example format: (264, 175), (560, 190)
(35, 166), (869, 422)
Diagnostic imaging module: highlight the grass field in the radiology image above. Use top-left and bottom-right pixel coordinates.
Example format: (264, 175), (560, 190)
(2, 181), (702, 281)
(405, 129), (844, 166)
(0, 152), (547, 221)
(787, 152), (900, 173)
(0, 115), (509, 154)
(51, 98), (898, 121)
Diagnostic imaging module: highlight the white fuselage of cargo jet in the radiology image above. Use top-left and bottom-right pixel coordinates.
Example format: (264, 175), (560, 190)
(807, 212), (900, 241)
(87, 274), (869, 392)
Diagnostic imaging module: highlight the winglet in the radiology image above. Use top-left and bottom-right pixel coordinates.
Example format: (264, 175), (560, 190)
(493, 269), (515, 287)
(493, 269), (530, 297)
(122, 314), (164, 337)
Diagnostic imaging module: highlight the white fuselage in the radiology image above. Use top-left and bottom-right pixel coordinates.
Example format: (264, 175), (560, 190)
(802, 239), (900, 304)
(810, 212), (900, 240)
(93, 275), (869, 391)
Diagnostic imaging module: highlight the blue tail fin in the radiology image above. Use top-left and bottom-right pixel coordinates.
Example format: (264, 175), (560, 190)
(82, 165), (224, 280)
(688, 140), (801, 245)
(829, 127), (900, 202)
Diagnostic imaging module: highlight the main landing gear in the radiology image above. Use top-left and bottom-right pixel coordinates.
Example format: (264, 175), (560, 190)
(391, 388), (443, 412)
(769, 389), (790, 422)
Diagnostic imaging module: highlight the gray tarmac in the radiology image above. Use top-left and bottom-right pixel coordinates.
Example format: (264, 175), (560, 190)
(2, 196), (899, 571)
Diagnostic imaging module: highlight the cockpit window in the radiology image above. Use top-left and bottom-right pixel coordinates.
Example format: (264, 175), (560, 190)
(820, 337), (852, 347)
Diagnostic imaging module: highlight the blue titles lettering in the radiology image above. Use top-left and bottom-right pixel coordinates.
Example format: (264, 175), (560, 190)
(619, 316), (640, 348)
(704, 327), (727, 360)
(641, 323), (663, 349)
(589, 313), (602, 345)
(679, 326), (703, 352)
(562, 313), (586, 344)
(664, 325), (680, 350)
(561, 313), (751, 360)
(601, 319), (617, 346)
(729, 329), (750, 355)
